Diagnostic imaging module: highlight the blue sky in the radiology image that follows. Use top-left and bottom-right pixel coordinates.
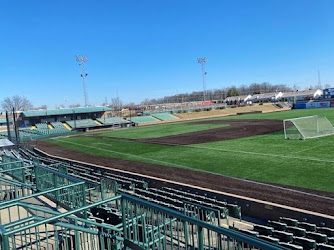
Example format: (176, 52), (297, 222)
(1, 0), (333, 108)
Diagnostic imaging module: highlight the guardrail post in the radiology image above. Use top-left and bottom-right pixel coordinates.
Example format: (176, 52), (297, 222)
(82, 184), (87, 219)
(198, 226), (204, 250)
(0, 226), (10, 250)
(183, 220), (189, 249)
(21, 162), (26, 196)
(53, 174), (60, 208)
(121, 196), (128, 239)
(100, 179), (105, 200)
(74, 220), (80, 250)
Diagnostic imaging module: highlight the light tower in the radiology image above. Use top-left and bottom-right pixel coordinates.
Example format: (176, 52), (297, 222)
(76, 55), (89, 107)
(197, 57), (208, 101)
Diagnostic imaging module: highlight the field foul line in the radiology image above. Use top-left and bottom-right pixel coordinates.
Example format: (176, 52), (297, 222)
(92, 143), (112, 147)
(291, 141), (333, 155)
(181, 144), (334, 163)
(53, 138), (334, 201)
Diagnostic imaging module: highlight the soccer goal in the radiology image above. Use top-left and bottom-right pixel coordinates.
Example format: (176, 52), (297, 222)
(283, 115), (334, 140)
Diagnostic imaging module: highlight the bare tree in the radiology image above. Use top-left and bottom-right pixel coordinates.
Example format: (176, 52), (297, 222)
(111, 97), (123, 111)
(1, 95), (33, 111)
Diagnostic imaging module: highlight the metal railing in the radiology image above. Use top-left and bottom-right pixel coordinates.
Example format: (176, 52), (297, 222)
(121, 194), (287, 250)
(0, 152), (288, 250)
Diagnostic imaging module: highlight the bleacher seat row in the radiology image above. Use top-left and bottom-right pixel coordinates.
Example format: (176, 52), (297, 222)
(6, 148), (334, 250)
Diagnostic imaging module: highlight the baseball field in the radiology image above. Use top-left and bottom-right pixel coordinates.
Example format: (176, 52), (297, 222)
(41, 107), (334, 194)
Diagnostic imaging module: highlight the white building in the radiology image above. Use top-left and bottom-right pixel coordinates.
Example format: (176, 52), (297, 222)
(278, 89), (322, 102)
(250, 92), (282, 103)
(224, 95), (252, 103)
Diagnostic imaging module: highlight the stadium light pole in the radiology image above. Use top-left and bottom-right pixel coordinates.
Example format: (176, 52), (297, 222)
(197, 57), (208, 102)
(76, 55), (89, 107)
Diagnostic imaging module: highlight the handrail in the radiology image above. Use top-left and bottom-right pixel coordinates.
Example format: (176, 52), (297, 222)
(3, 195), (122, 236)
(122, 193), (288, 250)
(0, 182), (84, 207)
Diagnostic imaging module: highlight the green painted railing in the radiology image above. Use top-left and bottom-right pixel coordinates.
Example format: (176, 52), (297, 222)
(0, 196), (123, 250)
(0, 151), (289, 250)
(121, 193), (287, 250)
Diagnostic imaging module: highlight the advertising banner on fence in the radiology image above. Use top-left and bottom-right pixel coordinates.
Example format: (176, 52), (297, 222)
(306, 101), (331, 109)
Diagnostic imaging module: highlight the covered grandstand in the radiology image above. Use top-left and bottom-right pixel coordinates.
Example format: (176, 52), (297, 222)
(18, 106), (112, 127)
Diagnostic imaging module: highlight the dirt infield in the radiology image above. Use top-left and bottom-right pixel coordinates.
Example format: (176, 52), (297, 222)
(141, 119), (285, 145)
(32, 140), (334, 216)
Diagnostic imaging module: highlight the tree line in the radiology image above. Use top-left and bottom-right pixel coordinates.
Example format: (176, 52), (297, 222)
(0, 82), (317, 111)
(140, 82), (293, 105)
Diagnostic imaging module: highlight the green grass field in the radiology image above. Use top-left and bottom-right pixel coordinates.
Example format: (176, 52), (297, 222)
(47, 107), (334, 192)
(98, 122), (229, 139)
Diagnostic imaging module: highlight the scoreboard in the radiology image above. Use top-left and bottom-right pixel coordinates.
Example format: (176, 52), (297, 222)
(323, 88), (334, 99)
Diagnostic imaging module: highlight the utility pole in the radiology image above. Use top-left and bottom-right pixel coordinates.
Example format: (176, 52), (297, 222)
(76, 55), (89, 107)
(12, 108), (20, 147)
(197, 57), (208, 101)
(5, 111), (11, 141)
(293, 84), (297, 105)
(318, 69), (322, 89)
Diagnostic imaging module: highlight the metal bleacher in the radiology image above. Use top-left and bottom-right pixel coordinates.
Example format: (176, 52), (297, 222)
(66, 119), (99, 129)
(97, 117), (129, 126)
(35, 123), (49, 130)
(13, 146), (334, 249)
(51, 121), (71, 133)
(151, 112), (180, 121)
(130, 115), (160, 124)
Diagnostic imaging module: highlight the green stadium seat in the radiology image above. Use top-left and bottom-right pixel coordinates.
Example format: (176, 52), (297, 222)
(66, 119), (98, 128)
(97, 117), (129, 125)
(298, 222), (317, 232)
(279, 242), (303, 250)
(318, 228), (334, 237)
(306, 231), (328, 243)
(253, 224), (274, 236)
(258, 235), (280, 244)
(286, 226), (306, 237)
(272, 230), (293, 243)
(293, 236), (316, 249)
(317, 243), (334, 250)
(238, 229), (259, 237)
(130, 116), (159, 124)
(279, 217), (299, 227)
(268, 220), (287, 231)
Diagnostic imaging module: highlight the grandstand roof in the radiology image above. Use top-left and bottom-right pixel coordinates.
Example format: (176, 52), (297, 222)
(21, 107), (112, 117)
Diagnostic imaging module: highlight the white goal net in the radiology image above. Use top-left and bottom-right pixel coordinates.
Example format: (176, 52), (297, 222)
(283, 115), (334, 140)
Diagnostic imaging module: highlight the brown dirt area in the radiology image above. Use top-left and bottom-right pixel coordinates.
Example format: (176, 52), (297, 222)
(32, 139), (334, 217)
(141, 119), (285, 145)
